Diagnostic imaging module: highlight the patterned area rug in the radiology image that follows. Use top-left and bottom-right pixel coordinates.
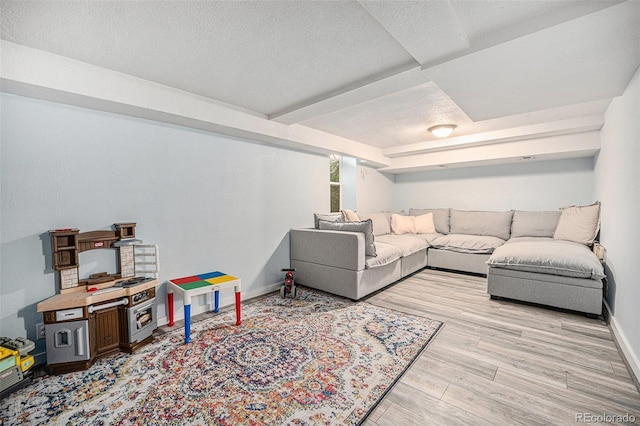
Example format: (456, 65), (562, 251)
(1, 288), (442, 425)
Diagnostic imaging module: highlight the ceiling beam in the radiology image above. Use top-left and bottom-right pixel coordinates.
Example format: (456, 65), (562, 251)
(0, 41), (391, 167)
(379, 131), (600, 174)
(269, 63), (428, 125)
(358, 0), (469, 66)
(418, 0), (625, 70)
(383, 116), (604, 158)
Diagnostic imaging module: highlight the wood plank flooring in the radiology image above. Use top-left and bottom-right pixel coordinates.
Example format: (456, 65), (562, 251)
(363, 268), (640, 426)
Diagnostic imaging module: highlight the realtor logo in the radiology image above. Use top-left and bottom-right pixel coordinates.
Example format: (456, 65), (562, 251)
(576, 413), (636, 423)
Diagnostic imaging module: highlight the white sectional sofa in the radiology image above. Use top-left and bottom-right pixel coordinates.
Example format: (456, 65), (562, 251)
(290, 203), (605, 315)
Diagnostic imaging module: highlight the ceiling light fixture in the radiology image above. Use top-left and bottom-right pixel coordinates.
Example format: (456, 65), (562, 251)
(428, 124), (457, 138)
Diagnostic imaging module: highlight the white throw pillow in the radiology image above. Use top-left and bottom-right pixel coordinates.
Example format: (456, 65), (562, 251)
(391, 214), (416, 234)
(413, 213), (436, 234)
(553, 201), (601, 245)
(341, 209), (360, 222)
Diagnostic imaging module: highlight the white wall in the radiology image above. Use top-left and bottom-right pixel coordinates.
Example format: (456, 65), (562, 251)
(356, 165), (395, 212)
(594, 66), (640, 379)
(393, 157), (595, 211)
(0, 93), (328, 360)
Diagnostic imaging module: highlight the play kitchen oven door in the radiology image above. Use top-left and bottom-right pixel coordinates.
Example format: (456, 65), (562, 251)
(127, 289), (156, 343)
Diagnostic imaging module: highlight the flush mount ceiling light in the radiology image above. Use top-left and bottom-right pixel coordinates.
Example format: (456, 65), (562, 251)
(428, 124), (457, 138)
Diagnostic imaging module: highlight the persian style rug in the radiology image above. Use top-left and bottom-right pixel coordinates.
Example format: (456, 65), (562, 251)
(1, 288), (442, 425)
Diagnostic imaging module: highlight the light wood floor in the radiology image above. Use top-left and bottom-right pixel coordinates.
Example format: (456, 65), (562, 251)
(363, 268), (640, 426)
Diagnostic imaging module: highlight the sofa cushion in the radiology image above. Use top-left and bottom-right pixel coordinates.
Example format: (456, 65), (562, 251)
(487, 237), (605, 280)
(390, 214), (416, 234)
(366, 242), (402, 269)
(318, 219), (376, 257)
(553, 202), (601, 246)
(450, 210), (513, 240)
(413, 213), (436, 234)
(314, 212), (342, 229)
(412, 232), (443, 245)
(431, 234), (506, 254)
(409, 208), (450, 234)
(376, 234), (428, 257)
(511, 210), (561, 238)
(357, 212), (391, 236)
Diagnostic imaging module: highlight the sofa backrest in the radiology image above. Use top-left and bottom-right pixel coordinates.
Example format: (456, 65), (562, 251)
(510, 210), (561, 238)
(357, 212), (391, 236)
(409, 208), (450, 234)
(449, 209), (513, 240)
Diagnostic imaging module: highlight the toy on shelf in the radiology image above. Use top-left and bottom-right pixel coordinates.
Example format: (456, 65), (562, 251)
(0, 336), (36, 398)
(280, 268), (297, 299)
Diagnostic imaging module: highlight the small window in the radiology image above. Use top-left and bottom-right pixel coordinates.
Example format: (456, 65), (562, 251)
(330, 155), (341, 212)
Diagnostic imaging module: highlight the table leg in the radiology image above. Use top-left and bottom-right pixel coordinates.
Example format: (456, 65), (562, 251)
(214, 290), (219, 313)
(168, 292), (174, 327)
(184, 304), (191, 344)
(235, 291), (242, 326)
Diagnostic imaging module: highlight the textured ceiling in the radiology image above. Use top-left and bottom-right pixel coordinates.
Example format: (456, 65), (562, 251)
(1, 0), (639, 169)
(301, 82), (474, 148)
(1, 1), (417, 115)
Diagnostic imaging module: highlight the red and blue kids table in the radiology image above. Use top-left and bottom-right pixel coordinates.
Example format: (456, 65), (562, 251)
(167, 271), (241, 343)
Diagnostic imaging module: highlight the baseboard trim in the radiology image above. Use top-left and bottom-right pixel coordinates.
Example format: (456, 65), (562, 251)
(604, 300), (640, 392)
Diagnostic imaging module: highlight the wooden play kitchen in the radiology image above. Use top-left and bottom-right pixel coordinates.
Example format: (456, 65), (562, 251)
(37, 223), (160, 374)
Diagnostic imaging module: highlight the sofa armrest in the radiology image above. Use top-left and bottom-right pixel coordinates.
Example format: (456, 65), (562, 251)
(290, 228), (365, 271)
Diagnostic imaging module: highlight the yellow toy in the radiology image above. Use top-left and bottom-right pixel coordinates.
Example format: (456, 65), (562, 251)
(0, 346), (19, 371)
(0, 337), (36, 396)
